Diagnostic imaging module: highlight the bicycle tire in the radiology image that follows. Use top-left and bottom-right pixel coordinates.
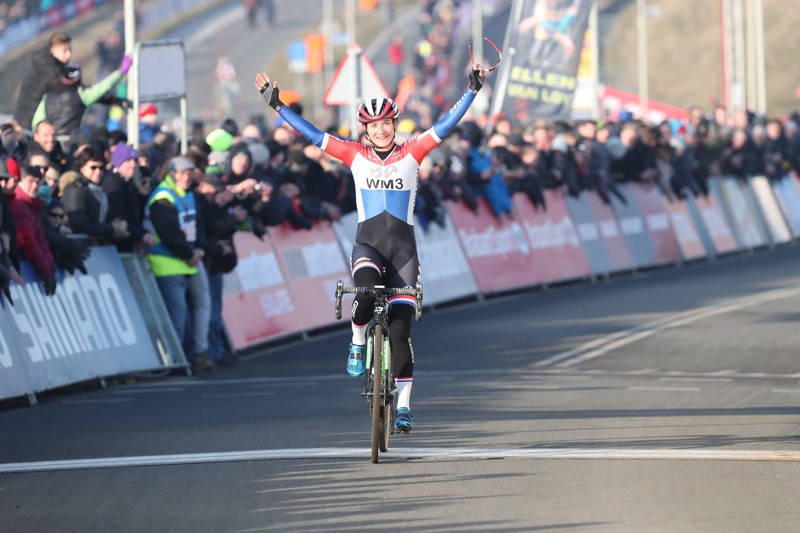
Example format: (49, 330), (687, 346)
(370, 324), (384, 464)
(379, 337), (391, 453)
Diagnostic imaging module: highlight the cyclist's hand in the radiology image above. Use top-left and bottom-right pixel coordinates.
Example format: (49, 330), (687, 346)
(255, 72), (283, 110)
(469, 65), (485, 93)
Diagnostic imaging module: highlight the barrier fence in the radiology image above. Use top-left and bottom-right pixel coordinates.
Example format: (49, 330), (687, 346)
(4, 173), (800, 403)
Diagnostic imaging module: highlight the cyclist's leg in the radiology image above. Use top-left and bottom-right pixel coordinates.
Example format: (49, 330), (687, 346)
(386, 252), (419, 431)
(348, 245), (384, 375)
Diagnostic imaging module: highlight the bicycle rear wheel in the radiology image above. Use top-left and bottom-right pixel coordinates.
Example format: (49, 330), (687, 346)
(370, 324), (384, 464)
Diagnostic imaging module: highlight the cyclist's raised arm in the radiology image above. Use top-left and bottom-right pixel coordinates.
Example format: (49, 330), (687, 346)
(255, 72), (359, 165)
(255, 72), (325, 146)
(431, 66), (485, 140)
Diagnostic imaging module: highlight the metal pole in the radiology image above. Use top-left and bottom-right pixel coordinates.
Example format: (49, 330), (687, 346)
(350, 46), (361, 140)
(745, 0), (756, 111)
(323, 0), (334, 88)
(732, 0), (746, 112)
(589, 1), (601, 119)
(636, 0), (649, 117)
(472, 0), (483, 66)
(347, 0), (356, 44)
(124, 0), (138, 147)
(720, 0), (731, 109)
(754, 0), (767, 114)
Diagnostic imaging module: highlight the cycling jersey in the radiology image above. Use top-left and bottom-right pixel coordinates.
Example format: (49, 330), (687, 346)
(277, 88), (477, 263)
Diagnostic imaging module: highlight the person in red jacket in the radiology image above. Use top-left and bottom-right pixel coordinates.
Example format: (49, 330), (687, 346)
(10, 165), (58, 295)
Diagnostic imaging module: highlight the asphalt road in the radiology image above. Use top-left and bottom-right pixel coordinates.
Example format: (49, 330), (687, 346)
(2, 243), (800, 532)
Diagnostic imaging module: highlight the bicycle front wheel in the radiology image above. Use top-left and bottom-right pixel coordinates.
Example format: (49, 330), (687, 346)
(370, 324), (384, 464)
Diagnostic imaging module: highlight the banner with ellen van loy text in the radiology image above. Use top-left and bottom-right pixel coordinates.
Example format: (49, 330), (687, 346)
(493, 0), (594, 122)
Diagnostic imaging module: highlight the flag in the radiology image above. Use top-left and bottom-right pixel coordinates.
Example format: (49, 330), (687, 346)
(491, 0), (595, 123)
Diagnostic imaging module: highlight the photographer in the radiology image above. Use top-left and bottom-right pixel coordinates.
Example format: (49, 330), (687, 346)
(196, 173), (250, 367)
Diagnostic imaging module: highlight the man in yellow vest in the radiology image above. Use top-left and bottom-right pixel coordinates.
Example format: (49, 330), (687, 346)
(145, 156), (213, 372)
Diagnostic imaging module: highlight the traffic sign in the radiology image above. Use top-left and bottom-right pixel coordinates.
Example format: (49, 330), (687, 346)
(287, 40), (307, 73)
(323, 43), (388, 106)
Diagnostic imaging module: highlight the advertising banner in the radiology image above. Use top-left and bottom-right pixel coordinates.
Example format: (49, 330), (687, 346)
(414, 215), (479, 306)
(447, 198), (540, 294)
(518, 190), (591, 283)
(664, 198), (706, 261)
(771, 175), (800, 237)
(268, 221), (352, 332)
(714, 178), (769, 249)
(609, 185), (657, 268)
(749, 176), (791, 245)
(1, 247), (160, 401)
(567, 191), (634, 274)
(629, 184), (681, 265)
(223, 232), (305, 349)
(686, 192), (738, 256)
(491, 0), (595, 122)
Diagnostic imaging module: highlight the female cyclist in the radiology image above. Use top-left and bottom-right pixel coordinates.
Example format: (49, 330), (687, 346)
(254, 65), (484, 433)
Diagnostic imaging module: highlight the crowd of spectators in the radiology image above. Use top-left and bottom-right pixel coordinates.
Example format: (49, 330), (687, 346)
(0, 1), (70, 34)
(3, 2), (800, 371)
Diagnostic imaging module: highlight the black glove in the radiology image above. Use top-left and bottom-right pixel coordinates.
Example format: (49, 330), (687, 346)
(468, 67), (484, 93)
(259, 80), (284, 110)
(42, 275), (57, 297)
(76, 241), (92, 261)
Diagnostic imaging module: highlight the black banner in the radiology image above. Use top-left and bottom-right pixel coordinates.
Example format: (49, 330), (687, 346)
(493, 0), (594, 123)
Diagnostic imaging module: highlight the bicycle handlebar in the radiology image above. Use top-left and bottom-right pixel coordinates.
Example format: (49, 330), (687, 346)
(334, 281), (423, 322)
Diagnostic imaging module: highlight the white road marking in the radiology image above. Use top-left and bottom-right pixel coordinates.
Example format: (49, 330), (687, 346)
(202, 392), (275, 399)
(771, 389), (800, 394)
(2, 447), (800, 473)
(660, 377), (732, 383)
(110, 388), (186, 394)
(535, 285), (800, 369)
(629, 386), (702, 392)
(60, 398), (133, 405)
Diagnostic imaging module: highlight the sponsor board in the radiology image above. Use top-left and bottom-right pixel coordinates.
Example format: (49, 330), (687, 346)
(414, 215), (479, 305)
(629, 184), (682, 265)
(517, 191), (590, 283)
(714, 178), (769, 249)
(687, 191), (738, 256)
(749, 176), (791, 244)
(664, 198), (706, 261)
(268, 221), (352, 331)
(223, 232), (305, 349)
(1, 246), (159, 401)
(447, 198), (540, 294)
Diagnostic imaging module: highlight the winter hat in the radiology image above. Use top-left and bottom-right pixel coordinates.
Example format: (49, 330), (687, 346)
(206, 128), (234, 153)
(169, 156), (196, 172)
(248, 142), (271, 167)
(139, 103), (157, 118)
(60, 63), (81, 85)
(111, 143), (138, 168)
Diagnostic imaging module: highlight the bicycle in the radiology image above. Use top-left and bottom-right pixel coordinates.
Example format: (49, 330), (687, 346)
(335, 281), (423, 464)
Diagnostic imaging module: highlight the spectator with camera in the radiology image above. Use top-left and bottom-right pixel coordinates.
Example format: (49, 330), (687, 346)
(14, 31), (73, 133)
(195, 173), (245, 367)
(30, 51), (133, 145)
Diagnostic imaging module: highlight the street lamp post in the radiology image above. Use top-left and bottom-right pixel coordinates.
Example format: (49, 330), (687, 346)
(637, 0), (649, 117)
